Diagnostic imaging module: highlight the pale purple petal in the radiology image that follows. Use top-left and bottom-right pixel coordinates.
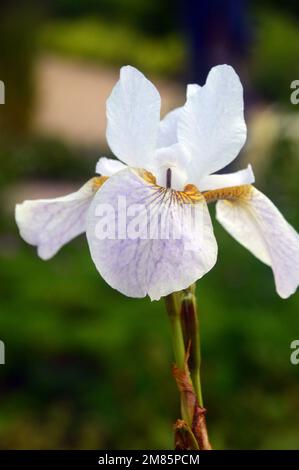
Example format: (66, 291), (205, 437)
(216, 186), (299, 298)
(86, 168), (218, 300)
(15, 179), (98, 260)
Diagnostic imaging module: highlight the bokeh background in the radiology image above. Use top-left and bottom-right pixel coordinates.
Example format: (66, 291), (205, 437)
(1, 0), (299, 450)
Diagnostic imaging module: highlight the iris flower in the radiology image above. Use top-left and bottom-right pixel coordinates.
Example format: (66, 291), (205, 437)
(15, 65), (299, 300)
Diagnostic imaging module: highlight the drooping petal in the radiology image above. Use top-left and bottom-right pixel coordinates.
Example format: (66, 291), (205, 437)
(178, 64), (247, 183)
(216, 186), (299, 298)
(199, 165), (254, 192)
(15, 178), (105, 260)
(106, 66), (161, 167)
(86, 168), (218, 300)
(96, 157), (126, 176)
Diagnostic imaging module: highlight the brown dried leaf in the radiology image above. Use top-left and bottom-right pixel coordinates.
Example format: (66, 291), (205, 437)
(174, 419), (199, 450)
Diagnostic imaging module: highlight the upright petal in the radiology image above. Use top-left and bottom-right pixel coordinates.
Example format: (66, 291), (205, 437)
(15, 178), (105, 260)
(186, 84), (201, 98)
(178, 65), (247, 183)
(199, 165), (255, 191)
(216, 186), (299, 298)
(106, 66), (161, 167)
(96, 157), (126, 176)
(157, 84), (201, 149)
(157, 107), (182, 148)
(86, 168), (217, 300)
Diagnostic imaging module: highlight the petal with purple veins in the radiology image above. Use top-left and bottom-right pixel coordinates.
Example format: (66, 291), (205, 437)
(86, 168), (218, 300)
(15, 178), (104, 260)
(216, 186), (299, 298)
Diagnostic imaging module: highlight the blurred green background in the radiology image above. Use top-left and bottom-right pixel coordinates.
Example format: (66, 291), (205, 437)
(1, 0), (299, 450)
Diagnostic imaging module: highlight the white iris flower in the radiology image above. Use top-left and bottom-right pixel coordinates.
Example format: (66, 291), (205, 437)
(15, 65), (299, 300)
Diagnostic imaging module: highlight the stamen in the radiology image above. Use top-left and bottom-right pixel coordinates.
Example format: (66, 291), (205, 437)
(166, 168), (172, 189)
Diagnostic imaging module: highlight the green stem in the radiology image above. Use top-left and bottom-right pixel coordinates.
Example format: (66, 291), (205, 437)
(165, 293), (190, 424)
(169, 312), (185, 369)
(180, 285), (204, 407)
(165, 287), (211, 450)
(165, 293), (185, 368)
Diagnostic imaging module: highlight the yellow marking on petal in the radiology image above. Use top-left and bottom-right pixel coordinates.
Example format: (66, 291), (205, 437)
(182, 184), (204, 203)
(137, 168), (203, 205)
(92, 176), (109, 192)
(140, 169), (157, 185)
(203, 184), (253, 204)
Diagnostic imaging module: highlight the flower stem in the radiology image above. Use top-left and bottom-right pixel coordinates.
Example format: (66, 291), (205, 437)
(169, 307), (185, 370)
(165, 293), (191, 424)
(165, 285), (211, 450)
(180, 285), (203, 407)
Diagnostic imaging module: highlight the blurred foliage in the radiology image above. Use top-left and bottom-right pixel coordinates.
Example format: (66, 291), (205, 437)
(46, 0), (177, 36)
(251, 10), (299, 105)
(0, 242), (174, 449)
(0, 135), (94, 189)
(39, 9), (299, 102)
(251, 0), (299, 18)
(0, 3), (40, 134)
(41, 19), (185, 77)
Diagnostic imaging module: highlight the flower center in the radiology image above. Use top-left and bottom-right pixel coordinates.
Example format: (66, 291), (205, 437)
(152, 145), (189, 191)
(154, 163), (188, 191)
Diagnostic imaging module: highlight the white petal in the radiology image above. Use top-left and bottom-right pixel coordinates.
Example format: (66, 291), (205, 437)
(86, 168), (217, 300)
(157, 84), (201, 149)
(15, 179), (99, 260)
(157, 107), (182, 148)
(150, 144), (189, 190)
(106, 66), (161, 167)
(187, 84), (201, 98)
(199, 165), (255, 191)
(96, 157), (126, 176)
(178, 64), (247, 182)
(216, 186), (299, 298)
